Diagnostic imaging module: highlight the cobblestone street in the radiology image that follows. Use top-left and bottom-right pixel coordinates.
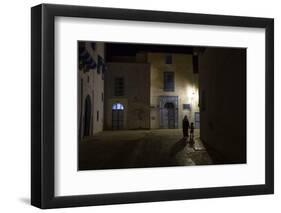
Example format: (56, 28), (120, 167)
(79, 129), (213, 170)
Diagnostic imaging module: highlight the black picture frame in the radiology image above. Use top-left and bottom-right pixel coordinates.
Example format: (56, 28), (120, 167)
(31, 3), (274, 209)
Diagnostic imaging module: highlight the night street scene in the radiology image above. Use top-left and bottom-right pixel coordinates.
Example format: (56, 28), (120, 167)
(78, 41), (246, 170)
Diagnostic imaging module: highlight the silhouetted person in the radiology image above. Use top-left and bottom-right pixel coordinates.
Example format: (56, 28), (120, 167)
(190, 122), (194, 140)
(182, 115), (189, 138)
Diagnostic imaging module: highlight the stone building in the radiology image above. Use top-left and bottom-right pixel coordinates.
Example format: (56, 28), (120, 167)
(148, 53), (199, 129)
(104, 50), (199, 130)
(78, 42), (200, 134)
(104, 62), (150, 130)
(78, 42), (105, 139)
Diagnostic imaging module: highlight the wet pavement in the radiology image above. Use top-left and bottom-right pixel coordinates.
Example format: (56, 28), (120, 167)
(79, 129), (213, 170)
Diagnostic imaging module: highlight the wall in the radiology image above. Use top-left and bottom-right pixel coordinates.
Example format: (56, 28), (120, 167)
(79, 42), (104, 137)
(1, 0), (280, 213)
(148, 53), (199, 129)
(105, 62), (150, 129)
(199, 48), (246, 163)
(89, 43), (105, 134)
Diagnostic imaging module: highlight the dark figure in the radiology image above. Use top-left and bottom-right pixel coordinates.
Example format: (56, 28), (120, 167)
(182, 115), (189, 138)
(190, 122), (194, 140)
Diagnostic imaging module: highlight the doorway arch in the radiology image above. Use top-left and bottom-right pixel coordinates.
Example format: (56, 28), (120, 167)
(112, 103), (124, 130)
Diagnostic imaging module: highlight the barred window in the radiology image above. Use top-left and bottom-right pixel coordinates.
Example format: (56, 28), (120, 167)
(163, 72), (175, 91)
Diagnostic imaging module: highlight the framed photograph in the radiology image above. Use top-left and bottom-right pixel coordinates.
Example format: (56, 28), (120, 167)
(31, 4), (274, 209)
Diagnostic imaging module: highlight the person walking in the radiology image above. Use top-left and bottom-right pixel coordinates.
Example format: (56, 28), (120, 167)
(182, 115), (189, 138)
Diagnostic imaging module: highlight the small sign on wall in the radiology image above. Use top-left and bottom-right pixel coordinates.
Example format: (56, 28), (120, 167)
(183, 104), (191, 110)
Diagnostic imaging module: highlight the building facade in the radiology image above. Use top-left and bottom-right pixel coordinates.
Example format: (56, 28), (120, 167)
(104, 62), (150, 130)
(104, 51), (199, 130)
(78, 42), (105, 139)
(148, 53), (199, 129)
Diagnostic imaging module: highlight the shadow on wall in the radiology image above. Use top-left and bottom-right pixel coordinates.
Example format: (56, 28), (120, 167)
(199, 47), (246, 164)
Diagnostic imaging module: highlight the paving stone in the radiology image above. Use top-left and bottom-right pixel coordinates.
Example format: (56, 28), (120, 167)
(79, 129), (213, 170)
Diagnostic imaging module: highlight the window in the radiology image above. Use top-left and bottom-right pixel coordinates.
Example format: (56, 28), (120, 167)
(165, 54), (172, 64)
(101, 92), (104, 102)
(163, 72), (175, 91)
(114, 77), (124, 96)
(112, 103), (124, 110)
(97, 111), (99, 121)
(195, 112), (200, 128)
(183, 104), (191, 110)
(112, 103), (124, 129)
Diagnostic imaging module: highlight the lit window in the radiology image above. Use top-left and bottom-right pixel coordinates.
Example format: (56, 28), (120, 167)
(112, 103), (124, 110)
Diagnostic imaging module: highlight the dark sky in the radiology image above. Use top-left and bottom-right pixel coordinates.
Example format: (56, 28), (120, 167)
(105, 42), (194, 60)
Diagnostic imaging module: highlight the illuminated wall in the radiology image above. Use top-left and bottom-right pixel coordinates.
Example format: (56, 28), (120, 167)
(148, 53), (199, 129)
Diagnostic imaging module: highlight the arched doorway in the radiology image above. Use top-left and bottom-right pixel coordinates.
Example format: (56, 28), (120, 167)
(112, 103), (124, 130)
(159, 96), (178, 129)
(83, 95), (92, 136)
(164, 102), (175, 128)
